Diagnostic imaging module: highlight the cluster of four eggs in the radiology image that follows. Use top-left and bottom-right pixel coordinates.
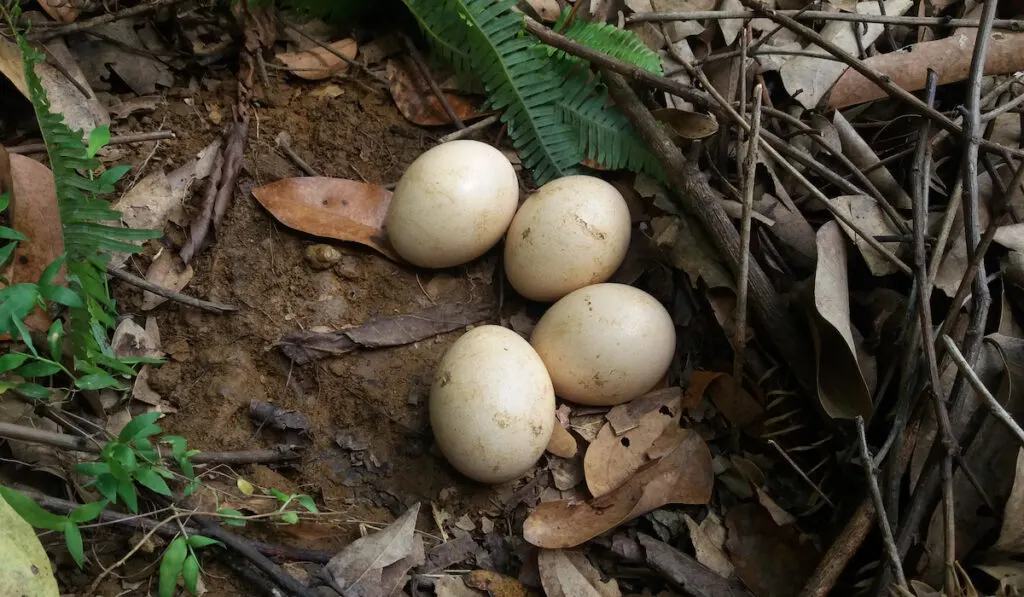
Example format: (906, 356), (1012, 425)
(386, 140), (676, 484)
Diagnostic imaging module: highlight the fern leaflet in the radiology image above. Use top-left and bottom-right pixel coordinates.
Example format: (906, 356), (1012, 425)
(554, 9), (664, 74)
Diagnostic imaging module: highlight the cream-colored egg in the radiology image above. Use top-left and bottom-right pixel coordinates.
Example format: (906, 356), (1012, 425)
(530, 283), (675, 406)
(430, 325), (555, 483)
(386, 140), (519, 268)
(504, 176), (631, 302)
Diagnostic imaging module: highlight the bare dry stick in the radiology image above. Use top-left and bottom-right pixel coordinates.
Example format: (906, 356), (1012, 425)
(733, 85), (762, 389)
(627, 10), (1024, 29)
(767, 440), (836, 508)
(439, 114), (500, 142)
(29, 0), (190, 41)
(107, 265), (238, 314)
(942, 335), (1024, 445)
(600, 69), (814, 393)
(855, 417), (908, 590)
(8, 131), (175, 154)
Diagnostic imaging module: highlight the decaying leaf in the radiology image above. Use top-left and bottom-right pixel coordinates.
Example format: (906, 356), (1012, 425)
(465, 570), (532, 597)
(0, 492), (60, 597)
(724, 503), (819, 597)
(435, 576), (487, 597)
(68, 20), (174, 96)
(277, 39), (358, 81)
(278, 302), (493, 364)
(249, 400), (311, 434)
(991, 448), (1024, 555)
(605, 387), (685, 435)
(704, 374), (765, 431)
(811, 221), (872, 419)
(684, 514), (734, 580)
(524, 430), (713, 549)
(547, 417), (578, 458)
(780, 0), (913, 109)
(251, 177), (399, 261)
(831, 195), (904, 277)
(386, 58), (488, 126)
(832, 113), (912, 210)
(584, 391), (684, 497)
(638, 534), (753, 597)
(141, 250), (195, 311)
(683, 372), (724, 411)
(538, 549), (621, 597)
(111, 317), (163, 360)
(524, 0), (562, 21)
(326, 503), (421, 597)
(651, 108), (719, 142)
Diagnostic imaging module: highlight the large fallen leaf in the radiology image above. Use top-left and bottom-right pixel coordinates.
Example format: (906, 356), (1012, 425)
(685, 513), (734, 579)
(780, 0), (913, 109)
(724, 503), (820, 597)
(995, 448), (1024, 553)
(538, 549), (621, 597)
(827, 30), (1024, 109)
(831, 195), (905, 277)
(585, 390), (684, 497)
(832, 113), (911, 210)
(278, 302), (493, 364)
(67, 20), (174, 95)
(141, 250), (195, 311)
(326, 502), (420, 597)
(810, 221), (872, 419)
(605, 387), (685, 435)
(278, 39), (357, 81)
(638, 534), (753, 597)
(386, 58), (489, 127)
(0, 492), (60, 597)
(251, 177), (398, 261)
(524, 430), (713, 549)
(38, 0), (78, 22)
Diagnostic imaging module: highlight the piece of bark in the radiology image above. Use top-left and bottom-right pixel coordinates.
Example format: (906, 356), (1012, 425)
(638, 534), (754, 597)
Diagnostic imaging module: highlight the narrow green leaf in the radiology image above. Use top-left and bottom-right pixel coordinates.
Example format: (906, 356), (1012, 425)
(64, 522), (85, 568)
(39, 284), (84, 308)
(216, 508), (245, 526)
(163, 435), (187, 460)
(73, 462), (109, 477)
(86, 125), (110, 158)
(179, 457), (195, 480)
(0, 193), (9, 211)
(75, 372), (122, 390)
(69, 500), (108, 523)
(183, 478), (201, 497)
(182, 553), (200, 595)
(118, 412), (162, 442)
(95, 473), (119, 503)
(134, 438), (158, 463)
(152, 466), (175, 479)
(0, 352), (31, 373)
(279, 511), (299, 525)
(159, 537), (188, 597)
(0, 226), (28, 241)
(47, 319), (64, 362)
(0, 487), (67, 530)
(269, 488), (289, 503)
(117, 477), (139, 513)
(0, 241), (17, 268)
(295, 494), (319, 513)
(15, 382), (51, 399)
(134, 467), (173, 496)
(187, 535), (223, 549)
(111, 443), (137, 472)
(15, 360), (62, 378)
(98, 164), (132, 187)
(38, 255), (66, 287)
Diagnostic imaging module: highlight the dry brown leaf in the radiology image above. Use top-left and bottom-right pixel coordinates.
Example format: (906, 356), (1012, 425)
(724, 503), (819, 597)
(326, 503), (420, 597)
(606, 387), (685, 435)
(38, 0), (79, 22)
(465, 571), (533, 597)
(651, 215), (733, 291)
(547, 417), (579, 458)
(811, 221), (872, 419)
(780, 0), (912, 109)
(251, 177), (399, 261)
(832, 113), (912, 210)
(828, 30), (1024, 109)
(585, 392), (684, 497)
(523, 430), (713, 549)
(142, 251), (194, 311)
(995, 448), (1024, 553)
(111, 317), (162, 360)
(435, 576), (487, 597)
(683, 372), (724, 411)
(684, 514), (734, 579)
(705, 374), (765, 431)
(638, 533), (753, 597)
(755, 488), (797, 526)
(525, 0), (562, 21)
(68, 20), (173, 96)
(277, 39), (357, 81)
(651, 108), (720, 142)
(538, 549), (621, 597)
(831, 195), (905, 276)
(995, 224), (1024, 254)
(386, 58), (489, 127)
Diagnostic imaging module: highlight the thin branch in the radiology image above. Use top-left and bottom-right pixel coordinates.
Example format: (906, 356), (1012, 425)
(942, 335), (1024, 445)
(439, 114), (500, 142)
(732, 84), (762, 388)
(855, 417), (907, 590)
(767, 440), (836, 508)
(8, 131), (175, 154)
(107, 264), (239, 314)
(403, 35), (465, 129)
(29, 0), (192, 42)
(627, 10), (1024, 29)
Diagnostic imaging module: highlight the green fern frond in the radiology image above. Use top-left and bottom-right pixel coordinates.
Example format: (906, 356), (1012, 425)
(554, 8), (663, 74)
(404, 0), (582, 184)
(18, 40), (160, 366)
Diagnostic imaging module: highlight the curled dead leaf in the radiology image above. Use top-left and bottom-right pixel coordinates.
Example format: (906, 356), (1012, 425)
(386, 58), (489, 126)
(524, 430), (713, 549)
(142, 251), (194, 311)
(724, 503), (820, 597)
(465, 570), (533, 597)
(277, 39), (357, 81)
(251, 177), (399, 261)
(547, 417), (578, 458)
(651, 108), (719, 142)
(538, 549), (621, 597)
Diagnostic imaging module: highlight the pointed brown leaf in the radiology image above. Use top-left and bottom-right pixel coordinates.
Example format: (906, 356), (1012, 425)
(251, 177), (399, 261)
(277, 39), (357, 81)
(538, 550), (621, 597)
(326, 503), (420, 597)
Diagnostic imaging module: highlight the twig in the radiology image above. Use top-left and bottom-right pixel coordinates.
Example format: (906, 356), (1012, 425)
(282, 23), (389, 87)
(403, 35), (465, 129)
(732, 84), (762, 389)
(107, 264), (239, 314)
(767, 440), (836, 508)
(942, 336), (1024, 445)
(627, 10), (1024, 29)
(0, 422), (301, 464)
(30, 0), (192, 42)
(855, 417), (908, 590)
(194, 520), (319, 597)
(439, 114), (500, 142)
(275, 133), (320, 177)
(600, 69), (814, 393)
(8, 131), (175, 154)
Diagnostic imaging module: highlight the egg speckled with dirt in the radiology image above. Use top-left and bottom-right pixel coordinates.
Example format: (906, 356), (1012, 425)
(504, 175), (631, 302)
(430, 325), (555, 484)
(386, 140), (519, 269)
(530, 283), (676, 406)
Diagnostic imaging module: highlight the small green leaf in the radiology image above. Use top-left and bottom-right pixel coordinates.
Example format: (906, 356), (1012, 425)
(118, 412), (162, 442)
(131, 424), (163, 441)
(87, 125), (111, 158)
(279, 511), (299, 525)
(0, 352), (31, 373)
(38, 255), (66, 287)
(111, 443), (137, 472)
(0, 193), (9, 211)
(98, 164), (132, 187)
(159, 537), (188, 597)
(182, 553), (200, 595)
(64, 521), (85, 568)
(216, 508), (245, 526)
(0, 226), (28, 241)
(179, 457), (195, 480)
(117, 477), (138, 513)
(134, 467), (173, 496)
(73, 462), (110, 477)
(163, 435), (187, 459)
(295, 494), (319, 513)
(47, 319), (64, 362)
(187, 535), (223, 549)
(75, 373), (122, 390)
(183, 478), (201, 497)
(0, 241), (17, 268)
(15, 360), (62, 378)
(152, 466), (175, 480)
(0, 487), (67, 530)
(269, 488), (289, 503)
(39, 284), (84, 308)
(15, 382), (50, 399)
(95, 473), (119, 503)
(69, 500), (107, 523)
(236, 478), (255, 496)
(134, 438), (158, 463)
